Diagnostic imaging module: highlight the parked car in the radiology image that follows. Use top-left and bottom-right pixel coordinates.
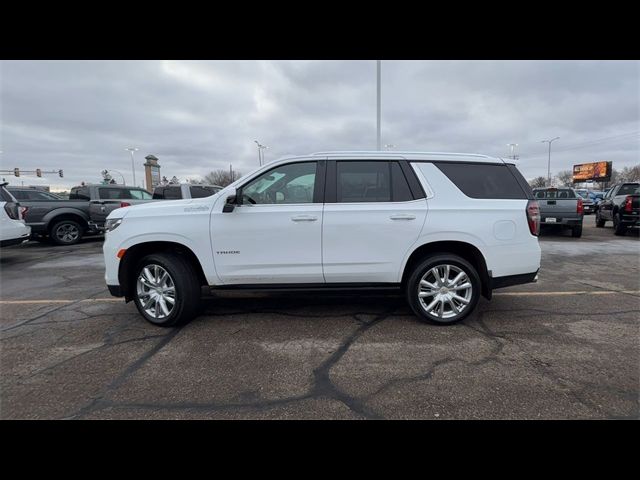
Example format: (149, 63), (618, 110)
(103, 151), (541, 327)
(533, 187), (584, 237)
(595, 182), (640, 235)
(1, 184), (31, 247)
(575, 190), (595, 214)
(152, 183), (222, 200)
(7, 186), (94, 245)
(6, 184), (153, 245)
(70, 184), (154, 233)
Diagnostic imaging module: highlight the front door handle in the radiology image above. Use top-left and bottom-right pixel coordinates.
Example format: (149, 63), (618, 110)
(291, 215), (318, 222)
(390, 214), (416, 220)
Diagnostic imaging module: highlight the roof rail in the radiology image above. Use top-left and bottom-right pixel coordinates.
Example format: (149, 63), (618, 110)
(311, 150), (492, 158)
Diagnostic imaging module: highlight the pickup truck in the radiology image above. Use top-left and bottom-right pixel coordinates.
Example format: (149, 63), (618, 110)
(532, 187), (584, 237)
(6, 184), (153, 245)
(595, 182), (640, 235)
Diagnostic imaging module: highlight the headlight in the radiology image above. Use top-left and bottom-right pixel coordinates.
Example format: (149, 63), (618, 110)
(105, 218), (123, 232)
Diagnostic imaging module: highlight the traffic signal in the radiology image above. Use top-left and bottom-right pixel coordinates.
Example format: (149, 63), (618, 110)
(36, 168), (42, 177)
(58, 169), (64, 178)
(14, 168), (19, 177)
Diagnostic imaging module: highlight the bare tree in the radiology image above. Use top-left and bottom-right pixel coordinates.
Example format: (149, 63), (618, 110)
(529, 176), (547, 188)
(618, 164), (640, 183)
(554, 170), (573, 187)
(203, 169), (242, 187)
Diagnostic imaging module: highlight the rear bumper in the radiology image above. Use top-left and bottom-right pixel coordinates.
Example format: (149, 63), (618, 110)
(490, 270), (539, 290)
(621, 213), (640, 226)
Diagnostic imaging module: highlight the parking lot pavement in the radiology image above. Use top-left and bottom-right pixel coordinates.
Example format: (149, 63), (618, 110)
(1, 216), (638, 419)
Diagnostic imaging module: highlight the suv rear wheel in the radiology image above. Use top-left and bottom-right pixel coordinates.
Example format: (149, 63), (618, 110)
(613, 213), (627, 236)
(50, 219), (83, 246)
(132, 253), (202, 327)
(406, 254), (481, 325)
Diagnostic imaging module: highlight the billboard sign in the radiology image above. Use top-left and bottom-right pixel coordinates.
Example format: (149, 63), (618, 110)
(572, 161), (612, 183)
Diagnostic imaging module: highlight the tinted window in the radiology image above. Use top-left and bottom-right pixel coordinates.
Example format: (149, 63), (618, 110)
(242, 162), (316, 204)
(24, 190), (61, 200)
(190, 186), (219, 198)
(9, 190), (28, 200)
(98, 188), (151, 200)
(162, 187), (182, 199)
(1, 186), (16, 202)
(337, 161), (391, 202)
(533, 189), (576, 199)
(391, 162), (413, 202)
(618, 184), (640, 195)
(69, 187), (90, 200)
(436, 163), (527, 199)
(152, 187), (164, 199)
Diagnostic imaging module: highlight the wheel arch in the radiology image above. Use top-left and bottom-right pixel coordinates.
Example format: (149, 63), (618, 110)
(118, 241), (208, 301)
(401, 240), (491, 299)
(46, 211), (89, 232)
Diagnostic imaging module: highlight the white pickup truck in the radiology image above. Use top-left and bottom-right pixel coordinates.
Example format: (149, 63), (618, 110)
(103, 151), (541, 327)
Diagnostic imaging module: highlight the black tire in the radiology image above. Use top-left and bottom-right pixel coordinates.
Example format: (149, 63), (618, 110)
(49, 220), (83, 246)
(571, 225), (583, 238)
(613, 213), (627, 236)
(595, 212), (606, 228)
(405, 253), (481, 326)
(132, 253), (202, 327)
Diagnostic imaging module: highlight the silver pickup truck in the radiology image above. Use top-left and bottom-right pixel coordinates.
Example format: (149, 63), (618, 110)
(533, 187), (584, 238)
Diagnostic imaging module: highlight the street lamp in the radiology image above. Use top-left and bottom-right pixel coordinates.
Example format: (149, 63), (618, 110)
(507, 143), (519, 160)
(541, 137), (560, 186)
(254, 140), (268, 166)
(125, 147), (139, 186)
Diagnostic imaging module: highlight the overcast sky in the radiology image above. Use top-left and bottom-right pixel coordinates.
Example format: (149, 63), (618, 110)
(1, 60), (638, 190)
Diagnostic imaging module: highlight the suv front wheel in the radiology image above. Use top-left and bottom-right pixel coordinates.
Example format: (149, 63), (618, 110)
(133, 253), (202, 327)
(406, 254), (481, 325)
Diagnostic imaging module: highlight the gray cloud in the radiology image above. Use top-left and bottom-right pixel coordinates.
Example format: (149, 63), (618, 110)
(1, 60), (638, 190)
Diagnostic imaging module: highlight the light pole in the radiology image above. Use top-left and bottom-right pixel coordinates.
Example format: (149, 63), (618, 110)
(541, 137), (560, 186)
(376, 60), (381, 151)
(507, 143), (519, 160)
(254, 140), (268, 166)
(125, 147), (139, 186)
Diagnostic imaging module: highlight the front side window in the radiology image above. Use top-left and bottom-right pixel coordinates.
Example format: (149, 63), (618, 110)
(242, 162), (317, 205)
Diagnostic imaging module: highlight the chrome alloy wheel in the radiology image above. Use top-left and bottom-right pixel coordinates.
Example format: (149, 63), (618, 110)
(55, 223), (80, 243)
(417, 264), (473, 320)
(136, 264), (176, 320)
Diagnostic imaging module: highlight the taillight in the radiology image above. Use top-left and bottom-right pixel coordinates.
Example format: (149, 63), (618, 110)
(624, 196), (633, 213)
(526, 200), (540, 236)
(120, 202), (131, 208)
(19, 206), (28, 220)
(577, 197), (584, 215)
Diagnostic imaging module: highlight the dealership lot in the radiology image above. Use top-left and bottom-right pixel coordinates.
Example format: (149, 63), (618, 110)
(1, 216), (638, 419)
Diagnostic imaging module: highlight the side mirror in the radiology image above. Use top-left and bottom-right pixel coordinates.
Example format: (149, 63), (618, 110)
(222, 193), (237, 213)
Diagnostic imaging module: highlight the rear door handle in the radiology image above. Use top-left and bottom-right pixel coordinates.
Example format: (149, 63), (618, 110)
(390, 214), (416, 220)
(291, 215), (318, 222)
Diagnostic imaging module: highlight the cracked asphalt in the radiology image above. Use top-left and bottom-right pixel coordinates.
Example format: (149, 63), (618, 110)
(1, 216), (638, 419)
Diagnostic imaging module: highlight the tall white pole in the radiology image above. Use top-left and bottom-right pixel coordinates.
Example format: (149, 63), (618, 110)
(126, 147), (138, 186)
(376, 60), (381, 151)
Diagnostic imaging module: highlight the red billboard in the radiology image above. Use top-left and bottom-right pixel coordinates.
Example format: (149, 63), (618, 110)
(572, 161), (612, 183)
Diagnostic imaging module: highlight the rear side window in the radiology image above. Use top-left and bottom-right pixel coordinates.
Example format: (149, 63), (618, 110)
(435, 163), (527, 199)
(69, 187), (90, 200)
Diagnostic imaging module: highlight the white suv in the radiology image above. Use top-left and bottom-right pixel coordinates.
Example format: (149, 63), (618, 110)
(103, 152), (541, 327)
